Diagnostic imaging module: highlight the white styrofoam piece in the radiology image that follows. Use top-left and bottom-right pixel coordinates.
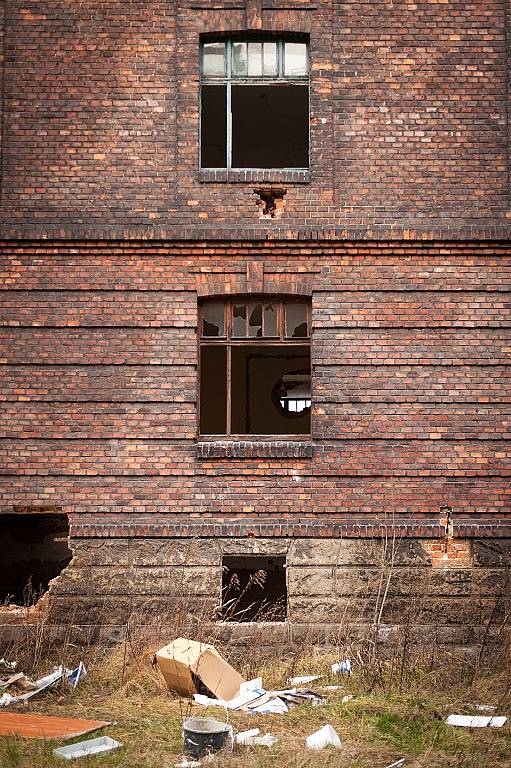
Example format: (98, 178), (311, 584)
(446, 714), (507, 728)
(384, 760), (405, 768)
(53, 736), (121, 760)
(288, 675), (321, 686)
(235, 728), (277, 746)
(239, 678), (263, 694)
(306, 724), (342, 750)
(251, 696), (288, 714)
(235, 728), (260, 744)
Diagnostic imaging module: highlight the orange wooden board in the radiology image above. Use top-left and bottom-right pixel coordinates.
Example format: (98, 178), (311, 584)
(0, 711), (110, 739)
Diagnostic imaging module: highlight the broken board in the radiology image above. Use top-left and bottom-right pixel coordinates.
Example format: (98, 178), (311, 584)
(0, 712), (111, 740)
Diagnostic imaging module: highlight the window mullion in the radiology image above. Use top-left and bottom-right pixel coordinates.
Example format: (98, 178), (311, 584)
(226, 342), (232, 435)
(226, 40), (232, 169)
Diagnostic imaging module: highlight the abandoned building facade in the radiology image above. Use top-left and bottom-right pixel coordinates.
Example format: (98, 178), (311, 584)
(1, 0), (511, 649)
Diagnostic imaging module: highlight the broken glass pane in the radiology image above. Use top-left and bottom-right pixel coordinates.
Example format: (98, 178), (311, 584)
(203, 42), (226, 76)
(263, 42), (278, 76)
(285, 303), (309, 337)
(232, 304), (247, 337)
(232, 42), (248, 76)
(284, 42), (308, 77)
(263, 303), (277, 336)
(248, 42), (263, 77)
(249, 304), (263, 337)
(202, 302), (225, 337)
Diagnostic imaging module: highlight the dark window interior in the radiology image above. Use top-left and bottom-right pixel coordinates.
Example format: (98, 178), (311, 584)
(200, 346), (227, 434)
(231, 84), (308, 168)
(0, 514), (72, 605)
(201, 84), (227, 168)
(230, 346), (310, 434)
(222, 555), (287, 622)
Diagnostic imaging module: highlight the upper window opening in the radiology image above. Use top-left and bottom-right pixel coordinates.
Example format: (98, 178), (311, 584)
(200, 37), (309, 170)
(199, 298), (311, 436)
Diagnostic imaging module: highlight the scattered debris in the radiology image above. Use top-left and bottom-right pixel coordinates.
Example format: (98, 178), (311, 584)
(384, 760), (405, 768)
(331, 659), (351, 675)
(342, 694), (354, 704)
(445, 714), (507, 728)
(0, 663), (86, 707)
(288, 674), (321, 686)
(53, 735), (121, 760)
(235, 728), (278, 747)
(0, 711), (111, 739)
(474, 704), (498, 712)
(306, 724), (342, 750)
(156, 638), (245, 700)
(175, 759), (202, 768)
(183, 716), (233, 759)
(0, 659), (16, 671)
(193, 681), (325, 715)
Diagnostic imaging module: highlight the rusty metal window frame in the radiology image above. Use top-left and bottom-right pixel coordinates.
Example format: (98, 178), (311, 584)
(199, 36), (310, 171)
(198, 298), (311, 436)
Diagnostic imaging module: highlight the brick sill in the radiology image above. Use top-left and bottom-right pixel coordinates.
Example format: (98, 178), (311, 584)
(196, 439), (313, 459)
(198, 169), (311, 184)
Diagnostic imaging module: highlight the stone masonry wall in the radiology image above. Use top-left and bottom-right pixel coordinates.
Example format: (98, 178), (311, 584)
(44, 535), (511, 651)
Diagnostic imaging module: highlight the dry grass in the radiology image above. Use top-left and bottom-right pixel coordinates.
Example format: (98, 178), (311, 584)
(1, 633), (511, 768)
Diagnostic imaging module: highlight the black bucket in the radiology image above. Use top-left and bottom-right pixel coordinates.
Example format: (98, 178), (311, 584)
(182, 717), (232, 759)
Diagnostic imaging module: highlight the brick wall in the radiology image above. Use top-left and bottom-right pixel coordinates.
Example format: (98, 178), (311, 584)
(1, 239), (510, 524)
(0, 0), (509, 236)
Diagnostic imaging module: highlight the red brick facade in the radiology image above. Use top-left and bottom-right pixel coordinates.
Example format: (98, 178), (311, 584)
(1, 0), (510, 644)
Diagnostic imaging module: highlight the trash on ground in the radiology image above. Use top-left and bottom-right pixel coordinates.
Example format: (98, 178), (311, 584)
(474, 704), (497, 712)
(342, 694), (354, 703)
(183, 716), (233, 759)
(288, 674), (321, 686)
(0, 659), (16, 671)
(320, 685), (342, 691)
(192, 669), (325, 715)
(235, 727), (278, 747)
(306, 723), (342, 749)
(0, 663), (87, 707)
(175, 759), (202, 768)
(0, 711), (111, 739)
(445, 714), (507, 728)
(53, 735), (121, 760)
(156, 638), (245, 700)
(331, 659), (351, 675)
(384, 760), (405, 768)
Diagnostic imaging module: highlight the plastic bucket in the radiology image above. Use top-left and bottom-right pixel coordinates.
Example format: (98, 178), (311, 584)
(182, 717), (232, 758)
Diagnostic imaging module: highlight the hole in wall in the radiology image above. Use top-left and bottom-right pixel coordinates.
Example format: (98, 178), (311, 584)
(222, 555), (287, 622)
(255, 187), (286, 219)
(0, 513), (72, 607)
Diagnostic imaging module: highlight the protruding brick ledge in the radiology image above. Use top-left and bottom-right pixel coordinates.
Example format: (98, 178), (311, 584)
(196, 440), (313, 459)
(453, 519), (511, 538)
(2, 224), (511, 242)
(198, 169), (311, 184)
(70, 517), (444, 539)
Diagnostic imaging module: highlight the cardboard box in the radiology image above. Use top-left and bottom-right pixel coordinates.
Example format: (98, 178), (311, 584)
(156, 638), (245, 700)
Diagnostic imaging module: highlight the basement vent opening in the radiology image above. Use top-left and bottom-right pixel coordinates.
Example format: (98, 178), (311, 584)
(221, 555), (287, 622)
(0, 513), (72, 607)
